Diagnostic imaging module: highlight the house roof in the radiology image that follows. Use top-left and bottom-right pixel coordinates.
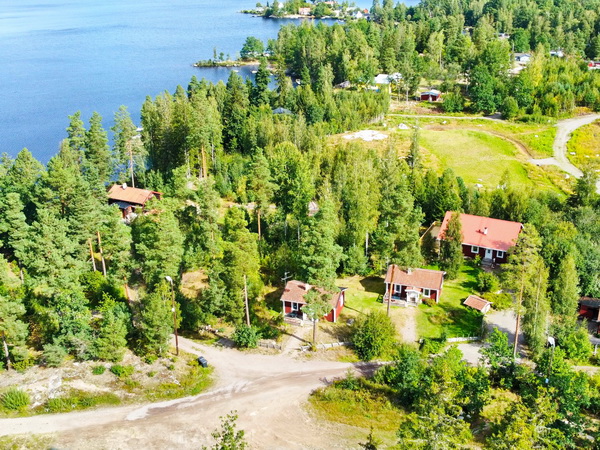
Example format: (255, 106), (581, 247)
(580, 297), (600, 308)
(464, 295), (492, 312)
(281, 280), (345, 309)
(107, 184), (161, 206)
(384, 265), (444, 291)
(438, 212), (522, 252)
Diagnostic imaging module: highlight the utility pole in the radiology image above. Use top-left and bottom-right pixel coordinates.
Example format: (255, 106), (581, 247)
(386, 265), (394, 317)
(96, 231), (107, 277)
(244, 275), (250, 327)
(281, 272), (292, 286)
(126, 140), (135, 188)
(88, 239), (97, 272)
(165, 276), (179, 356)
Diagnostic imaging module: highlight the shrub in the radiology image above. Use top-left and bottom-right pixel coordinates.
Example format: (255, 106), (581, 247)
(110, 364), (134, 378)
(442, 90), (464, 113)
(42, 343), (68, 368)
(232, 325), (261, 348)
(422, 298), (436, 307)
(92, 365), (106, 375)
(484, 292), (513, 310)
(44, 391), (120, 413)
(420, 337), (446, 355)
(2, 388), (30, 411)
(12, 359), (34, 373)
(147, 371), (157, 378)
(144, 355), (158, 365)
(477, 271), (499, 293)
(351, 311), (395, 361)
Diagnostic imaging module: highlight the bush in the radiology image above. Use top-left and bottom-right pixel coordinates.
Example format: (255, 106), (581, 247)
(477, 271), (499, 293)
(351, 311), (396, 361)
(442, 90), (465, 113)
(42, 343), (68, 368)
(2, 388), (30, 411)
(144, 355), (158, 365)
(12, 359), (34, 373)
(110, 364), (134, 378)
(422, 298), (436, 307)
(484, 292), (513, 310)
(92, 365), (106, 375)
(44, 391), (120, 413)
(232, 325), (261, 349)
(420, 337), (446, 355)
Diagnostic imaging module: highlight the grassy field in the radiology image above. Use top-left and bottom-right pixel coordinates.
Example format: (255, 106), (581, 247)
(309, 379), (404, 446)
(420, 129), (530, 188)
(417, 263), (483, 339)
(333, 116), (568, 193)
(568, 120), (600, 172)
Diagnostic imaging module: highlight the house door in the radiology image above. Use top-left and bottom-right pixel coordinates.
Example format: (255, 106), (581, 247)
(484, 248), (493, 260)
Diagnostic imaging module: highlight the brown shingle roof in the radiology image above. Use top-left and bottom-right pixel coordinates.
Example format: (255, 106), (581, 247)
(384, 265), (444, 291)
(107, 184), (161, 206)
(463, 295), (492, 312)
(281, 280), (343, 309)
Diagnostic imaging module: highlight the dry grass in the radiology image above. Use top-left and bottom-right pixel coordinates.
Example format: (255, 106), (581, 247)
(568, 120), (600, 172)
(180, 270), (208, 298)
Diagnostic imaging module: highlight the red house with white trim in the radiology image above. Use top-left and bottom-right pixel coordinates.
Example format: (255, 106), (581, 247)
(437, 212), (522, 264)
(107, 183), (162, 219)
(383, 265), (445, 306)
(280, 280), (346, 325)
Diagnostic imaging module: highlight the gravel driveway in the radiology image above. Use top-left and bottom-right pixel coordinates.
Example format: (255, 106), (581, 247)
(0, 336), (380, 449)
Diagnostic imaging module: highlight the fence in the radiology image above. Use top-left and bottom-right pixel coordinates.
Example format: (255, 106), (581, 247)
(446, 336), (481, 343)
(300, 341), (351, 352)
(258, 340), (282, 350)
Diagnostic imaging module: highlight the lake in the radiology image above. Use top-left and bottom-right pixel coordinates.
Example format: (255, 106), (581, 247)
(0, 0), (416, 163)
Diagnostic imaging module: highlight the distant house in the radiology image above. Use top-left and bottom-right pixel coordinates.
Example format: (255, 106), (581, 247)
(514, 53), (531, 64)
(588, 61), (600, 70)
(272, 107), (292, 115)
(107, 183), (162, 219)
(464, 295), (492, 314)
(497, 32), (510, 40)
(298, 7), (311, 16)
(549, 49), (564, 58)
(280, 280), (347, 325)
(334, 80), (351, 89)
(420, 90), (442, 102)
(579, 297), (600, 333)
(437, 212), (522, 264)
(383, 265), (445, 306)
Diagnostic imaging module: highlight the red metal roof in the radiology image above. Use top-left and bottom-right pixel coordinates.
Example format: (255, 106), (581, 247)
(463, 295), (492, 312)
(438, 212), (522, 252)
(384, 265), (444, 291)
(107, 184), (161, 206)
(280, 280), (343, 309)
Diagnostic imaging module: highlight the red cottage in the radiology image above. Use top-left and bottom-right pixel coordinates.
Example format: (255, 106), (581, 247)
(107, 183), (162, 220)
(383, 265), (445, 306)
(578, 297), (600, 334)
(437, 212), (522, 264)
(280, 280), (346, 326)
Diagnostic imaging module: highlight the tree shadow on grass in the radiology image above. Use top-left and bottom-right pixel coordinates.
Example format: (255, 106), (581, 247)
(359, 276), (386, 295)
(264, 287), (284, 311)
(460, 264), (481, 291)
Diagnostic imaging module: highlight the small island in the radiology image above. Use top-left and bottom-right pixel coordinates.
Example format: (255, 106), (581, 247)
(241, 0), (367, 20)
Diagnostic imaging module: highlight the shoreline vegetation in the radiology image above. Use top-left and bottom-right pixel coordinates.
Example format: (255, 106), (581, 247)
(194, 59), (261, 68)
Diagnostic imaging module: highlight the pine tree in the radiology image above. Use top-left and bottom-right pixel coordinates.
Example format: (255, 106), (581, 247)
(84, 112), (112, 182)
(439, 212), (463, 279)
(407, 125), (421, 170)
(65, 111), (87, 155)
(0, 293), (28, 370)
(248, 150), (276, 240)
(93, 294), (129, 362)
(298, 195), (342, 289)
(137, 285), (172, 356)
(552, 254), (580, 319)
(251, 58), (271, 107)
(223, 72), (249, 153)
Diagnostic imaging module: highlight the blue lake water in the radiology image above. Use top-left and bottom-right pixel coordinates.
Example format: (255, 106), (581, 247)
(0, 0), (415, 163)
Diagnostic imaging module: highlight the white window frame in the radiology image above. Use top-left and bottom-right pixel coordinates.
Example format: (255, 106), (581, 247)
(393, 284), (402, 294)
(292, 303), (299, 311)
(423, 288), (431, 297)
(471, 245), (479, 253)
(496, 250), (505, 258)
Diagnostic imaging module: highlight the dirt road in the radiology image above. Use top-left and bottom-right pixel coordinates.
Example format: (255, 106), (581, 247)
(0, 337), (377, 449)
(530, 114), (600, 192)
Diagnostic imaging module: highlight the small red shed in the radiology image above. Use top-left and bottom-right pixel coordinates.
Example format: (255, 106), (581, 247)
(281, 280), (346, 325)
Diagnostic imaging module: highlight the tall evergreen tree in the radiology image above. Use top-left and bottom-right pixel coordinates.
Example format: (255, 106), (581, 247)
(439, 212), (463, 279)
(0, 293), (28, 370)
(251, 58), (271, 107)
(84, 112), (112, 182)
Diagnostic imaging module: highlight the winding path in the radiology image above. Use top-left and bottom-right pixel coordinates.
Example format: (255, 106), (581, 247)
(529, 114), (600, 192)
(0, 337), (378, 449)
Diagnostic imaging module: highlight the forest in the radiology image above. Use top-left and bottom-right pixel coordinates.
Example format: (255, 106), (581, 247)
(1, 0), (600, 446)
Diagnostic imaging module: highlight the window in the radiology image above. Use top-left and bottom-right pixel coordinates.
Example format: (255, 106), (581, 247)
(471, 245), (479, 253)
(394, 284), (401, 294)
(292, 303), (299, 311)
(496, 250), (505, 258)
(423, 289), (431, 297)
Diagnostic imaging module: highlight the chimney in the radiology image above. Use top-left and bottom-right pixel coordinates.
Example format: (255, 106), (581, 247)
(304, 283), (311, 291)
(122, 183), (127, 190)
(407, 268), (412, 275)
(483, 227), (488, 235)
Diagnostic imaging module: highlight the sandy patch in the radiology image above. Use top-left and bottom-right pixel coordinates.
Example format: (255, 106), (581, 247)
(343, 130), (388, 142)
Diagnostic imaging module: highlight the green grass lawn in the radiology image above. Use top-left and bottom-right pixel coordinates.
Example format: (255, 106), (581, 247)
(419, 129), (533, 188)
(417, 262), (483, 339)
